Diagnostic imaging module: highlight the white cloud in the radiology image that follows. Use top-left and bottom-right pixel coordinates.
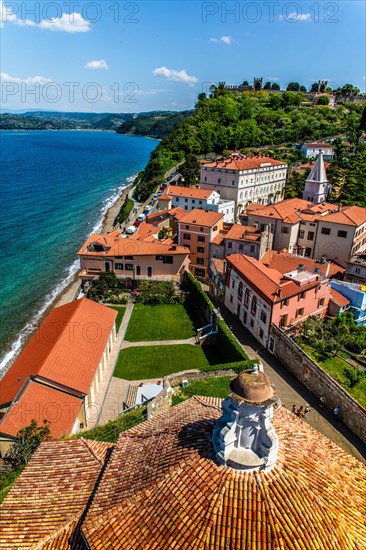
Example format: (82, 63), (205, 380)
(39, 13), (91, 32)
(0, 3), (91, 33)
(267, 76), (280, 82)
(210, 35), (232, 44)
(1, 72), (52, 84)
(281, 11), (311, 22)
(85, 60), (109, 70)
(153, 67), (198, 85)
(167, 102), (187, 108)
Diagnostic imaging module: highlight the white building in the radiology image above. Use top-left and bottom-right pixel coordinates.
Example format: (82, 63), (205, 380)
(300, 142), (335, 160)
(302, 152), (331, 204)
(158, 185), (235, 222)
(200, 154), (287, 209)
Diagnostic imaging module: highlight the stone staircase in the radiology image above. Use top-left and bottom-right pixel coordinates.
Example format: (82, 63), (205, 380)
(125, 385), (138, 409)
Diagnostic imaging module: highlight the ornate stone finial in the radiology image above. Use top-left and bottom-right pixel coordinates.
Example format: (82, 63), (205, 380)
(213, 364), (279, 471)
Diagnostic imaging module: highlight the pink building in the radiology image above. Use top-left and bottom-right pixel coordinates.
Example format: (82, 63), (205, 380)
(224, 254), (331, 349)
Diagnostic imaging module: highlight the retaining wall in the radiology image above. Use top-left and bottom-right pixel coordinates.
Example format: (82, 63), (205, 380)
(270, 324), (366, 444)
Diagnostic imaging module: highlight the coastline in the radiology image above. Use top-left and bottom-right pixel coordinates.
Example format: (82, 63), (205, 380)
(0, 179), (135, 376)
(53, 182), (133, 309)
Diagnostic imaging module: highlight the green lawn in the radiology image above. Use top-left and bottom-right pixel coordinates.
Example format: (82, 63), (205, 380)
(114, 344), (211, 380)
(172, 376), (233, 406)
(125, 304), (196, 342)
(108, 306), (126, 332)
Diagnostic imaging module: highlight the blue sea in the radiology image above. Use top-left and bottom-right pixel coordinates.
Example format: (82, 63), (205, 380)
(0, 130), (157, 372)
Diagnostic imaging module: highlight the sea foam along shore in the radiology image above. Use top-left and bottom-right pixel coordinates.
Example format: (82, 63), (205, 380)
(0, 174), (136, 377)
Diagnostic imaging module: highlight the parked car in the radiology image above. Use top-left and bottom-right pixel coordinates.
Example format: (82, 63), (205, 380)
(157, 191), (163, 196)
(133, 220), (141, 227)
(145, 205), (152, 211)
(126, 225), (137, 235)
(137, 213), (146, 222)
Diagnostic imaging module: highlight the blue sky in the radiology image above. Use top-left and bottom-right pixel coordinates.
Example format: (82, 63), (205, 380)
(1, 0), (365, 112)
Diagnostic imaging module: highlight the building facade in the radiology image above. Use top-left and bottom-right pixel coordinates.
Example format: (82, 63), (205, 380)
(224, 254), (331, 347)
(200, 154), (287, 209)
(177, 209), (225, 279)
(300, 142), (335, 160)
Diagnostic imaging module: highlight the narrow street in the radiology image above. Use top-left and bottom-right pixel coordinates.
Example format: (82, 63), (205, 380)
(217, 304), (366, 463)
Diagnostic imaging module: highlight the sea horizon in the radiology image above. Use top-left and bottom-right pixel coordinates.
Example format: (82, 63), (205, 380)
(0, 130), (158, 374)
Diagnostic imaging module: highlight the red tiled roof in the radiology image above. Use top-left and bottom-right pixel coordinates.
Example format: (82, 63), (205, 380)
(0, 380), (82, 439)
(319, 205), (366, 227)
(246, 198), (336, 224)
(0, 299), (117, 406)
(330, 288), (351, 307)
(261, 250), (344, 278)
(227, 254), (282, 302)
(131, 222), (159, 240)
(146, 206), (186, 224)
(0, 438), (113, 549)
(81, 397), (366, 549)
(224, 224), (261, 242)
(211, 258), (226, 275)
(203, 156), (286, 171)
(164, 185), (216, 199)
(303, 142), (334, 149)
(179, 208), (224, 227)
(78, 233), (189, 257)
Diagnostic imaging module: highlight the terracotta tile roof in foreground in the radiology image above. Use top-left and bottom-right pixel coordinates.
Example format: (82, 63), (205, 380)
(330, 288), (351, 307)
(319, 205), (366, 227)
(78, 233), (189, 257)
(0, 299), (117, 406)
(225, 223), (261, 242)
(0, 438), (113, 549)
(246, 198), (336, 224)
(146, 206), (186, 224)
(80, 397), (366, 549)
(0, 380), (82, 439)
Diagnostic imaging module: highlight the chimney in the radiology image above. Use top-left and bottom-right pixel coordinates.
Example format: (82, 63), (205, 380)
(325, 261), (330, 277)
(337, 203), (342, 212)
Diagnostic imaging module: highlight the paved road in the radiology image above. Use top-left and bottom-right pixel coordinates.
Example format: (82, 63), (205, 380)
(217, 304), (366, 463)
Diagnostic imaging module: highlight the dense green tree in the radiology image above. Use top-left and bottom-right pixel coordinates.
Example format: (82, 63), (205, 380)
(263, 82), (272, 90)
(317, 95), (330, 105)
(286, 82), (301, 92)
(359, 105), (366, 131)
(300, 85), (307, 93)
(271, 83), (280, 90)
(180, 153), (200, 185)
(6, 420), (51, 466)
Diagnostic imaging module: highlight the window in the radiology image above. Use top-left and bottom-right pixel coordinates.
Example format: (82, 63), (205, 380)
(355, 267), (361, 274)
(185, 225), (189, 229)
(308, 231), (314, 241)
(230, 294), (233, 303)
(185, 198), (188, 203)
(125, 264), (133, 271)
(338, 230), (348, 238)
(175, 197), (179, 202)
(199, 200), (203, 205)
(195, 268), (205, 277)
(204, 177), (207, 182)
(200, 227), (204, 232)
(238, 282), (243, 299)
(296, 308), (304, 318)
(197, 246), (204, 253)
(281, 227), (289, 234)
(298, 291), (306, 301)
(163, 256), (173, 264)
(251, 295), (257, 315)
(228, 242), (232, 249)
(124, 256), (134, 260)
(279, 314), (288, 328)
(239, 243), (243, 251)
(213, 225), (218, 231)
(260, 311), (267, 324)
(281, 298), (289, 308)
(321, 227), (331, 235)
(250, 319), (254, 328)
(318, 297), (325, 307)
(197, 257), (204, 265)
(115, 263), (123, 270)
(183, 233), (190, 240)
(218, 178), (221, 183)
(259, 328), (264, 340)
(250, 245), (255, 253)
(299, 230), (305, 239)
(243, 311), (247, 324)
(192, 199), (195, 204)
(244, 288), (250, 307)
(198, 236), (205, 243)
(300, 221), (306, 226)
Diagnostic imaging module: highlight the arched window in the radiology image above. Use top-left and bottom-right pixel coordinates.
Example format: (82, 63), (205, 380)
(238, 281), (243, 299)
(251, 295), (257, 315)
(244, 288), (250, 307)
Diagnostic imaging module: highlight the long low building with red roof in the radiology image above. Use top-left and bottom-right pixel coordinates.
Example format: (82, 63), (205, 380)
(0, 298), (117, 455)
(224, 253), (331, 348)
(200, 153), (288, 208)
(77, 230), (190, 283)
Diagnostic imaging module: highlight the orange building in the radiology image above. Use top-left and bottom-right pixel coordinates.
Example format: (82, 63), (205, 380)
(177, 209), (224, 279)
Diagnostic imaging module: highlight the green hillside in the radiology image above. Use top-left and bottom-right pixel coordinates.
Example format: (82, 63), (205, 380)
(117, 110), (192, 139)
(133, 88), (364, 201)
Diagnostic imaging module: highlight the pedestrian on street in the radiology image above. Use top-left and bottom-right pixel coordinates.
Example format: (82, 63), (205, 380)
(297, 406), (304, 418)
(292, 405), (297, 414)
(304, 404), (311, 418)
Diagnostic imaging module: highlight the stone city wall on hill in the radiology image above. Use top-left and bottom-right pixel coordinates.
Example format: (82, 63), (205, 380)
(270, 324), (366, 444)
